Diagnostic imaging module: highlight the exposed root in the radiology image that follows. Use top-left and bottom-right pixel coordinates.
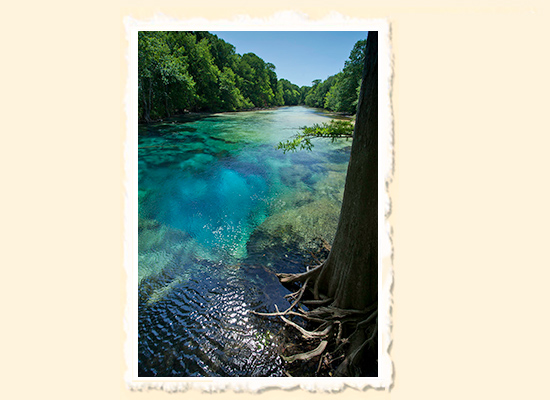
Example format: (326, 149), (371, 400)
(276, 304), (333, 339)
(280, 314), (332, 340)
(282, 340), (328, 363)
(307, 305), (369, 321)
(319, 238), (332, 252)
(251, 278), (309, 317)
(251, 309), (326, 323)
(335, 309), (377, 353)
(335, 319), (377, 377)
(301, 298), (333, 306)
(276, 263), (323, 284)
(256, 265), (377, 376)
(284, 277), (309, 313)
(316, 354), (325, 374)
(336, 321), (343, 345)
(368, 318), (377, 342)
(358, 309), (378, 328)
(309, 250), (321, 265)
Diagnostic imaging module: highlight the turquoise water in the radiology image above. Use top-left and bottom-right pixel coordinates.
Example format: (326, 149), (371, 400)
(138, 106), (351, 377)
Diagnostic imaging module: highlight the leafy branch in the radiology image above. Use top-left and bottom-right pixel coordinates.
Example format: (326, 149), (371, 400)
(276, 120), (354, 153)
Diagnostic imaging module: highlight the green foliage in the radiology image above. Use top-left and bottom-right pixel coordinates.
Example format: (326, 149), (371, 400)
(138, 31), (303, 122)
(276, 120), (354, 153)
(299, 86), (310, 104)
(275, 81), (285, 106)
(323, 73), (342, 110)
(336, 39), (367, 114)
(138, 32), (196, 122)
(237, 53), (275, 108)
(218, 67), (247, 111)
(276, 135), (314, 153)
(300, 38), (367, 115)
(137, 32), (368, 122)
(304, 75), (338, 108)
(275, 79), (301, 105)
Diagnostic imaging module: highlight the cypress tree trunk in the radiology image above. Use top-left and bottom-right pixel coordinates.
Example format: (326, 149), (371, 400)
(315, 31), (378, 311)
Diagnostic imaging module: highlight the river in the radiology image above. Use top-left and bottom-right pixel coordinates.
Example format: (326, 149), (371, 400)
(138, 106), (351, 377)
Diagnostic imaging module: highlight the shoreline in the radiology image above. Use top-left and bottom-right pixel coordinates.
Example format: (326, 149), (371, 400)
(139, 105), (354, 125)
(139, 106), (283, 125)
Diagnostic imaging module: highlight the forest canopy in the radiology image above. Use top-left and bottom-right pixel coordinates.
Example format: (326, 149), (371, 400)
(138, 31), (366, 122)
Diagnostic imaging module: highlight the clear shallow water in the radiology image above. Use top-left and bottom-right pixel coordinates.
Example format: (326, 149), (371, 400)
(138, 106), (351, 377)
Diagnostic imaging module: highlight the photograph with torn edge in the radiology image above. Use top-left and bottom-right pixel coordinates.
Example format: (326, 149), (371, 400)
(132, 28), (385, 380)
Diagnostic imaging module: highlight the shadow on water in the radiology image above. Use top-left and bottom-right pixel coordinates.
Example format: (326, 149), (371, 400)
(327, 145), (353, 164)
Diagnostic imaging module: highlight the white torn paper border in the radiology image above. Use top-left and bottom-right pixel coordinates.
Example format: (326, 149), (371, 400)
(124, 12), (393, 392)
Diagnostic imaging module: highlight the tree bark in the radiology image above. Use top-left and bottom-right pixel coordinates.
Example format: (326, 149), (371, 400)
(314, 32), (378, 311)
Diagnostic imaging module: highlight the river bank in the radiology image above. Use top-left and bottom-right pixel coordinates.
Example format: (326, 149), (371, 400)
(139, 106), (283, 125)
(139, 105), (354, 126)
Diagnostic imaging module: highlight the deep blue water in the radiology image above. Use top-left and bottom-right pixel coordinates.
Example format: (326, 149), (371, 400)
(138, 106), (351, 377)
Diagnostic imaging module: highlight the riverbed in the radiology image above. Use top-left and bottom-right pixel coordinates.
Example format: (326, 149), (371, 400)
(137, 106), (351, 377)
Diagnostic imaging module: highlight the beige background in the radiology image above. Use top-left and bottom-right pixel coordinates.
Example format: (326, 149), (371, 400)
(1, 1), (549, 399)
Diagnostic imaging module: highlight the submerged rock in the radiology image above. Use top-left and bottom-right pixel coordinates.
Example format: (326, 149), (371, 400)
(248, 197), (341, 256)
(137, 217), (220, 302)
(138, 250), (176, 285)
(312, 170), (347, 203)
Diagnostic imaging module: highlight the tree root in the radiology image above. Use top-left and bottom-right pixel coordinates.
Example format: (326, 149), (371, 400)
(251, 308), (326, 323)
(319, 238), (332, 252)
(335, 318), (377, 376)
(277, 308), (333, 340)
(301, 298), (333, 306)
(281, 340), (328, 363)
(256, 266), (377, 376)
(251, 278), (309, 317)
(276, 263), (323, 284)
(283, 277), (310, 313)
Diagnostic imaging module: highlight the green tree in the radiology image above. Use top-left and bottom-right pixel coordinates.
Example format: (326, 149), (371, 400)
(299, 37), (367, 115)
(185, 37), (221, 110)
(304, 79), (321, 107)
(335, 39), (367, 114)
(138, 31), (305, 120)
(207, 33), (239, 72)
(237, 53), (275, 107)
(299, 85), (310, 104)
(218, 67), (247, 111)
(323, 72), (342, 111)
(138, 32), (195, 122)
(266, 63), (279, 101)
(275, 81), (285, 106)
(278, 79), (301, 105)
(304, 75), (338, 108)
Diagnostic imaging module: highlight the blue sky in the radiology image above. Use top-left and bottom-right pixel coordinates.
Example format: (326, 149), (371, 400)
(210, 31), (368, 88)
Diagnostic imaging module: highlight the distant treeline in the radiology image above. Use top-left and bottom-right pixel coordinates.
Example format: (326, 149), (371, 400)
(138, 31), (366, 122)
(302, 39), (367, 115)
